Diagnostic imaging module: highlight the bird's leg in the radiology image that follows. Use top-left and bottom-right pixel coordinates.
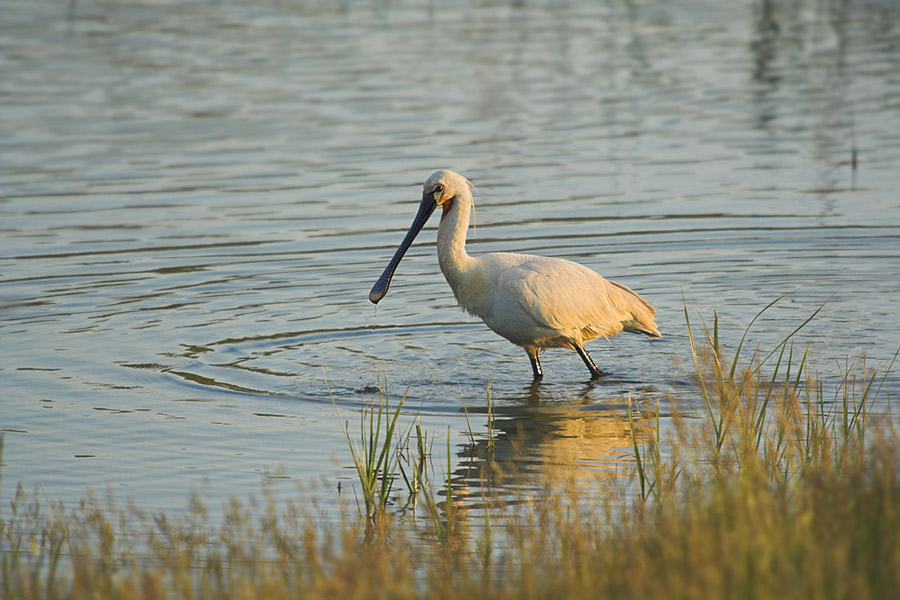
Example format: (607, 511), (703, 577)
(526, 348), (543, 380)
(574, 343), (606, 379)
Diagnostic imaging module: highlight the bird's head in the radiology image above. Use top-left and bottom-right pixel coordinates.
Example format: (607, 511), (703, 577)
(368, 169), (474, 304)
(423, 170), (474, 218)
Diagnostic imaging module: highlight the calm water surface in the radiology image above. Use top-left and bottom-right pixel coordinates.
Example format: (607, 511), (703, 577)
(2, 0), (899, 514)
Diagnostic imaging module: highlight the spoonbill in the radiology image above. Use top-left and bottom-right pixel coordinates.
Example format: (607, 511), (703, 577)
(369, 170), (660, 380)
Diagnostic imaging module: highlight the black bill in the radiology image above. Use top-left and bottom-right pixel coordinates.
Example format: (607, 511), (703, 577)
(369, 193), (438, 304)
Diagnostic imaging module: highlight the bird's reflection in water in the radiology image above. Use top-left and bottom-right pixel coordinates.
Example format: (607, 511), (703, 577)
(449, 381), (658, 509)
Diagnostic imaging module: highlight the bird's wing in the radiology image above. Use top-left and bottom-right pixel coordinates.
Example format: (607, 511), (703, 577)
(493, 255), (657, 340)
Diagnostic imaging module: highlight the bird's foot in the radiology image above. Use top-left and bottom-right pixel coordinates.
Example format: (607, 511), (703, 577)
(588, 368), (608, 380)
(575, 344), (606, 380)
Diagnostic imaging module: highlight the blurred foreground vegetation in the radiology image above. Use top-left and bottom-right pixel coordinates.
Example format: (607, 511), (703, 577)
(3, 306), (899, 599)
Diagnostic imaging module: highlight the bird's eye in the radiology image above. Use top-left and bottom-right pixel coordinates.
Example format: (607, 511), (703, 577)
(433, 184), (444, 195)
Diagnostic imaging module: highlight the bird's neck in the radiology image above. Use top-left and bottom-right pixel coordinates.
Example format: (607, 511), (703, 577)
(436, 194), (475, 290)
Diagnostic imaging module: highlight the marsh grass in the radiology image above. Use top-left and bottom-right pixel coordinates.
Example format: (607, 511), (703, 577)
(331, 382), (406, 520)
(4, 305), (900, 599)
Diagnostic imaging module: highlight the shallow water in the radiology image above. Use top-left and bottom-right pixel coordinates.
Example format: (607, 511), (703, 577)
(2, 0), (899, 514)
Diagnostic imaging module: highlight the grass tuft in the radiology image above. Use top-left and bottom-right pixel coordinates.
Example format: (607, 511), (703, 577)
(329, 372), (407, 520)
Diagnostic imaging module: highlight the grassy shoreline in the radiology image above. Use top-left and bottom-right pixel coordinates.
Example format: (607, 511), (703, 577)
(3, 308), (899, 599)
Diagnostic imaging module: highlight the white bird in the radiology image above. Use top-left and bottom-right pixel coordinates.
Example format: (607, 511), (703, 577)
(369, 170), (660, 380)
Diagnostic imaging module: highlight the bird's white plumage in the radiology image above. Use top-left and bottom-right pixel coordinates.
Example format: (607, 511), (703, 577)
(430, 170), (659, 359)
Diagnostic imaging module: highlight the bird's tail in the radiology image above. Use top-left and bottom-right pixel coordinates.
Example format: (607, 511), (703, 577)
(611, 281), (661, 338)
(625, 320), (661, 338)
